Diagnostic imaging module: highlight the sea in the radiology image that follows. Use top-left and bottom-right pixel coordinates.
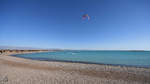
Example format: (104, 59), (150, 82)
(12, 50), (150, 68)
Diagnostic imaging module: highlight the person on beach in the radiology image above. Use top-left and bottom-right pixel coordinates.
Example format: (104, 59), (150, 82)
(0, 50), (3, 54)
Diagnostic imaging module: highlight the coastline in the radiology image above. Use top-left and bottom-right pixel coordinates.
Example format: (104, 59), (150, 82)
(0, 52), (150, 84)
(12, 54), (150, 69)
(11, 51), (150, 68)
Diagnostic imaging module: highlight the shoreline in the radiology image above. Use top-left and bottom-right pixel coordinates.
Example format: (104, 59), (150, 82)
(11, 51), (150, 69)
(0, 51), (150, 84)
(11, 54), (150, 69)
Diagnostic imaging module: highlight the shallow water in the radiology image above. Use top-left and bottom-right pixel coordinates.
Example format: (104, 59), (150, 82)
(13, 50), (150, 67)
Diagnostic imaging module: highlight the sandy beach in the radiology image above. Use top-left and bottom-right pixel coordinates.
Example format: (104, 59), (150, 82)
(0, 52), (150, 84)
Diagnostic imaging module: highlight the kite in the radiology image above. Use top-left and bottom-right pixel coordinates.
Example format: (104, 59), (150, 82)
(82, 14), (90, 20)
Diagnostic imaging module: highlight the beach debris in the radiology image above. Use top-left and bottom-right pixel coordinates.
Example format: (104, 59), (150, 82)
(0, 76), (8, 84)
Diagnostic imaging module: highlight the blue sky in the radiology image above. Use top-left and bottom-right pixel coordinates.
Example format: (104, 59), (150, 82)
(0, 0), (150, 50)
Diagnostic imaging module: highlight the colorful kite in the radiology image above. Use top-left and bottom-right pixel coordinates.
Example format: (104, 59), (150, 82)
(82, 14), (90, 20)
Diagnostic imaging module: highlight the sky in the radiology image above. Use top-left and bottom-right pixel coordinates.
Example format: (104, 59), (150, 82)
(0, 0), (150, 50)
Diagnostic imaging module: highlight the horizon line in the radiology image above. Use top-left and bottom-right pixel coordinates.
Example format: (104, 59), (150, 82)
(0, 45), (150, 51)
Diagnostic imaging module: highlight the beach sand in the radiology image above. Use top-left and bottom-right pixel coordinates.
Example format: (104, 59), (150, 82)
(0, 52), (150, 84)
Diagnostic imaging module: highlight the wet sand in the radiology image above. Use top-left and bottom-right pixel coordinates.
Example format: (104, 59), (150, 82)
(0, 52), (150, 84)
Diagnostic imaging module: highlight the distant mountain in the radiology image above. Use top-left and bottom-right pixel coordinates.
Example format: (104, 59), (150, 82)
(0, 45), (44, 50)
(0, 45), (64, 51)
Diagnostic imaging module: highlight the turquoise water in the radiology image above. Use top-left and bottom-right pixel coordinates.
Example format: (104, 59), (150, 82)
(13, 51), (150, 67)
